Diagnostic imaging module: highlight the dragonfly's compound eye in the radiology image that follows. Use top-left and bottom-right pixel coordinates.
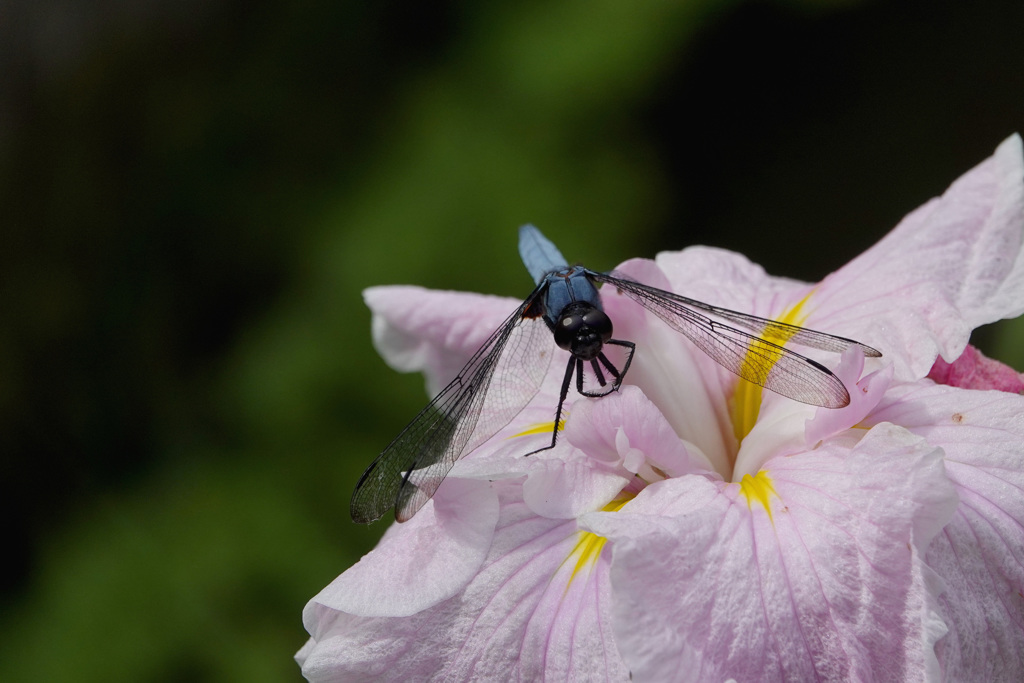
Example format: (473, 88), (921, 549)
(554, 312), (583, 351)
(554, 303), (611, 360)
(581, 308), (613, 342)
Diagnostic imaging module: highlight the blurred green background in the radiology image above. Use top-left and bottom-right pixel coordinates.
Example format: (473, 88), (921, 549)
(2, 0), (1023, 680)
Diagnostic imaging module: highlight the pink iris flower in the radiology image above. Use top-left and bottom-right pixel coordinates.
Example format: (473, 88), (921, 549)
(298, 135), (1024, 682)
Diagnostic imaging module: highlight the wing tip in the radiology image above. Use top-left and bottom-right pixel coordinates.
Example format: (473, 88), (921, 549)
(861, 343), (883, 358)
(349, 501), (379, 525)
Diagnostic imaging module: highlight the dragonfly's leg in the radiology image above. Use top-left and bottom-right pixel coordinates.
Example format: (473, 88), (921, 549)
(596, 352), (620, 382)
(579, 356), (613, 398)
(525, 355), (576, 457)
(605, 339), (636, 390)
(579, 340), (637, 397)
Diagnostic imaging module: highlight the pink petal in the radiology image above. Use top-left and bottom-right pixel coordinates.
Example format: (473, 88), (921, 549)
(646, 136), (1024, 388)
(927, 343), (1024, 393)
(601, 258), (741, 478)
(810, 134), (1024, 382)
(564, 387), (714, 479)
(520, 388), (716, 518)
(582, 423), (958, 681)
(521, 454), (630, 519)
(869, 383), (1024, 680)
(364, 286), (523, 395)
(616, 248), (874, 478)
(299, 484), (630, 682)
(654, 246), (811, 322)
(803, 345), (894, 449)
(303, 477), (499, 620)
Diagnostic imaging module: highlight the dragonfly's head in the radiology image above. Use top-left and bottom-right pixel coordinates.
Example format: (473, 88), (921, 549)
(554, 301), (613, 361)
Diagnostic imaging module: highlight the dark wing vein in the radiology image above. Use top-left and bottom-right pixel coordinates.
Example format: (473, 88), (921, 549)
(351, 287), (551, 524)
(595, 271), (880, 357)
(590, 270), (872, 408)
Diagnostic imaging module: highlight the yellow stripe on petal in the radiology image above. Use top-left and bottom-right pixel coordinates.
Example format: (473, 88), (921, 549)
(511, 419), (564, 438)
(731, 292), (813, 442)
(739, 470), (778, 524)
(562, 496), (633, 591)
(569, 534), (608, 582)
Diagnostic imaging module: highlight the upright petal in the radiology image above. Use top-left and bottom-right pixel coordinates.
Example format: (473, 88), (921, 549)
(810, 134), (1024, 381)
(563, 387), (715, 479)
(602, 258), (741, 477)
(648, 136), (1024, 386)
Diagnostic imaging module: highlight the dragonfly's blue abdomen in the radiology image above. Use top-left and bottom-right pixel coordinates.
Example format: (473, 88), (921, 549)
(519, 224), (568, 284)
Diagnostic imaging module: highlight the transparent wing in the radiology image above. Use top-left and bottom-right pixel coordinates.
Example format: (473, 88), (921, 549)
(590, 270), (880, 409)
(350, 290), (554, 524)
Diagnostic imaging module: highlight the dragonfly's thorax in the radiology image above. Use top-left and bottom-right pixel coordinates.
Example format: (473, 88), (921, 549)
(541, 268), (603, 319)
(554, 301), (613, 360)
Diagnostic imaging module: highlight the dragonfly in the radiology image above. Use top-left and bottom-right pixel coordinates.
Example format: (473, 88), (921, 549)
(351, 224), (881, 524)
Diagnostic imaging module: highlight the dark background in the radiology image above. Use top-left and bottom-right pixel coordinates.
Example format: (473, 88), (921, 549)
(2, 0), (1022, 680)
